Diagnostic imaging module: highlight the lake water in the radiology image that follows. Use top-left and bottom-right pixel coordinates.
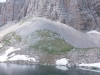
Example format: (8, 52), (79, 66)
(0, 63), (100, 75)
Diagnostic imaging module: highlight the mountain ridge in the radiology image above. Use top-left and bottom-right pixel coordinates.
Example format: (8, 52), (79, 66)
(0, 17), (100, 64)
(1, 17), (100, 48)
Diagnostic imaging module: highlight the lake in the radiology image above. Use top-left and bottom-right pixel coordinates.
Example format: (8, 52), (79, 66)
(0, 63), (100, 75)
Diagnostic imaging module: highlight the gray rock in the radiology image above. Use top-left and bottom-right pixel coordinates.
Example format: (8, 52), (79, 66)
(1, 0), (100, 31)
(26, 0), (100, 31)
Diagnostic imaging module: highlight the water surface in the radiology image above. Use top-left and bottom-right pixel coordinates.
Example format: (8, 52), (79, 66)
(0, 63), (100, 75)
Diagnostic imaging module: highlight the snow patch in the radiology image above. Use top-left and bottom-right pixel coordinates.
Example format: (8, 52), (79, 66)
(9, 53), (15, 58)
(5, 47), (20, 55)
(0, 47), (20, 62)
(79, 63), (100, 68)
(8, 55), (36, 62)
(56, 58), (69, 66)
(0, 0), (6, 2)
(87, 30), (100, 35)
(0, 47), (36, 63)
(0, 43), (3, 48)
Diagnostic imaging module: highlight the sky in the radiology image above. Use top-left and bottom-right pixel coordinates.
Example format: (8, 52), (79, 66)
(0, 0), (6, 2)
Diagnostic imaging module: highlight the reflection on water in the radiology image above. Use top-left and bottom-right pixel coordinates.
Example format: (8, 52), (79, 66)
(0, 63), (100, 75)
(56, 65), (68, 71)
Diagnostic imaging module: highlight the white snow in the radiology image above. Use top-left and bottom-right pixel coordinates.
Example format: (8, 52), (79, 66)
(0, 0), (6, 2)
(0, 47), (20, 62)
(79, 63), (100, 68)
(8, 55), (36, 62)
(87, 30), (100, 35)
(8, 53), (15, 58)
(0, 47), (36, 63)
(56, 58), (69, 66)
(0, 43), (2, 48)
(56, 66), (68, 71)
(5, 47), (20, 55)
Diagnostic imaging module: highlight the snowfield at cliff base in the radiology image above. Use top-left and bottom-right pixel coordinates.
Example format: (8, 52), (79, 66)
(0, 47), (36, 62)
(87, 30), (100, 35)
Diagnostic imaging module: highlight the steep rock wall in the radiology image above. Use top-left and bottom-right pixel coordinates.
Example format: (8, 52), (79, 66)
(0, 0), (28, 26)
(0, 0), (100, 31)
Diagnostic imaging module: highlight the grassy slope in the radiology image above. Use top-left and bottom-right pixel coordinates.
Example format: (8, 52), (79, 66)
(29, 29), (74, 54)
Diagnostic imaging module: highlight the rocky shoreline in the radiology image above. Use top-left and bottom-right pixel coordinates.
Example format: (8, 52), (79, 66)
(0, 47), (100, 68)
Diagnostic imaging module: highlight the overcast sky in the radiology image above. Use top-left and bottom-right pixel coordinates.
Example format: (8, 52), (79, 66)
(0, 0), (6, 2)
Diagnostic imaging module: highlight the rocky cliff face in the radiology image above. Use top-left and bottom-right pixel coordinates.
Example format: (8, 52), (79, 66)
(0, 0), (27, 26)
(1, 0), (100, 32)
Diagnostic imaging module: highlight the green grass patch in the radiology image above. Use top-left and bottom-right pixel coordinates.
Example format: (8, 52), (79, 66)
(2, 32), (21, 46)
(29, 29), (74, 54)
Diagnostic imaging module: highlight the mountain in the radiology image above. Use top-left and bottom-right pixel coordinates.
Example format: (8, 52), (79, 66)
(1, 17), (100, 48)
(1, 0), (100, 31)
(0, 16), (100, 64)
(0, 0), (100, 65)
